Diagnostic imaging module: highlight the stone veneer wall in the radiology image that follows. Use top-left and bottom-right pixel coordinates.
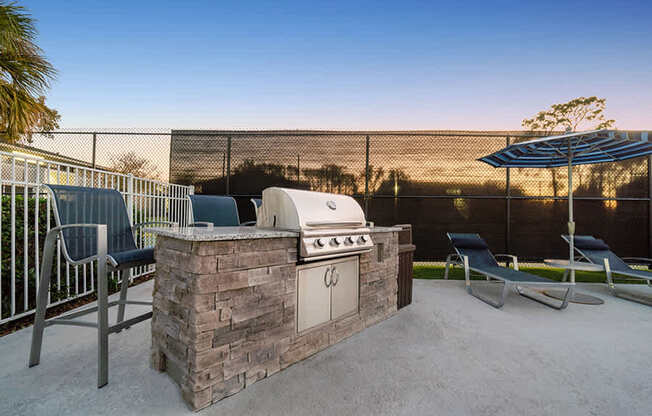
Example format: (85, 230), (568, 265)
(151, 231), (398, 411)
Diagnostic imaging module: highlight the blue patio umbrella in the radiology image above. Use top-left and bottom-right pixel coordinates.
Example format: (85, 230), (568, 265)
(479, 129), (652, 284)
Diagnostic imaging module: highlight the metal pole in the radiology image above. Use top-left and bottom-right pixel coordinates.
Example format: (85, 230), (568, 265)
(568, 137), (575, 284)
(92, 133), (97, 169)
(364, 136), (370, 216)
(505, 136), (511, 258)
(648, 155), (652, 259)
(222, 152), (225, 179)
(297, 154), (300, 182)
(226, 137), (231, 195)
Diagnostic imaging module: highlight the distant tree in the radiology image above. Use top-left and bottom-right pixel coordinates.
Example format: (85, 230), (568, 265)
(521, 96), (615, 198)
(522, 96), (615, 133)
(0, 2), (60, 143)
(109, 151), (160, 179)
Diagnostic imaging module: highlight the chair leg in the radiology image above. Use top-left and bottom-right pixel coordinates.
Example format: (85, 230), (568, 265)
(444, 254), (454, 279)
(603, 259), (617, 296)
(467, 279), (510, 308)
(97, 226), (109, 388)
(116, 268), (131, 329)
(515, 285), (573, 310)
(29, 230), (58, 367)
(561, 269), (570, 282)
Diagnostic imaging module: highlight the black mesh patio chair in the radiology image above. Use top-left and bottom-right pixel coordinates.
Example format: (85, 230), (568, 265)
(29, 185), (175, 388)
(562, 235), (652, 306)
(445, 233), (574, 309)
(187, 195), (255, 227)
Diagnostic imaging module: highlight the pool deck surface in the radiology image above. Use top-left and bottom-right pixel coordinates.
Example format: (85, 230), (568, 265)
(1, 279), (650, 416)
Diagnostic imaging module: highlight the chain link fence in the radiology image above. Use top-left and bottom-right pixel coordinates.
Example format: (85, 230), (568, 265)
(5, 129), (650, 262)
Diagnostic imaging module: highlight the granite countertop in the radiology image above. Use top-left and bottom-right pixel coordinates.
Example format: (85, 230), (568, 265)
(145, 226), (299, 241)
(368, 226), (402, 233)
(146, 225), (401, 241)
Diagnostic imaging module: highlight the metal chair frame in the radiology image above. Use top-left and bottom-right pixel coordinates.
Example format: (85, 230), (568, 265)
(28, 185), (174, 388)
(562, 235), (652, 306)
(445, 233), (574, 310)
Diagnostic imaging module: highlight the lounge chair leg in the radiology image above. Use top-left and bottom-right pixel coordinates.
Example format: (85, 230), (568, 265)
(444, 254), (455, 280)
(515, 285), (573, 310)
(116, 268), (131, 330)
(97, 226), (109, 388)
(29, 230), (58, 367)
(467, 279), (509, 309)
(603, 259), (652, 306)
(561, 269), (570, 282)
(603, 259), (617, 296)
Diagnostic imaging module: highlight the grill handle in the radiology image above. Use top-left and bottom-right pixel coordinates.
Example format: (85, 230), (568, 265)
(324, 266), (332, 288)
(331, 266), (339, 286)
(305, 221), (364, 228)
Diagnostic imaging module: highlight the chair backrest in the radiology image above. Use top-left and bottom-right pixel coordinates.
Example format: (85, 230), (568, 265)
(46, 185), (137, 262)
(562, 235), (631, 272)
(188, 195), (240, 226)
(250, 198), (262, 219)
(447, 233), (498, 269)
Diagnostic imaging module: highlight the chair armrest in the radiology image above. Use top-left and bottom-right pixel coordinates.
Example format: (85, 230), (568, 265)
(445, 253), (462, 264)
(49, 224), (109, 265)
(494, 254), (519, 270)
(133, 221), (176, 229)
(240, 221), (256, 226)
(622, 257), (652, 266)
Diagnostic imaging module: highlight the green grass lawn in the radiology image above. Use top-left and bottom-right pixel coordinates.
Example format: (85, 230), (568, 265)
(414, 265), (644, 284)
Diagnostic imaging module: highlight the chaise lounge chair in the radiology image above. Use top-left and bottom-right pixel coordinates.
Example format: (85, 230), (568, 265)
(562, 235), (652, 306)
(445, 233), (575, 309)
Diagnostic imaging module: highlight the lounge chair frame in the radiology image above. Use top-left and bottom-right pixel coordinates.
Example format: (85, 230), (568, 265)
(562, 235), (652, 306)
(445, 233), (574, 309)
(29, 185), (174, 388)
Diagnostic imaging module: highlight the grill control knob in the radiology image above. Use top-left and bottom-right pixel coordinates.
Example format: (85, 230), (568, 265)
(314, 238), (326, 248)
(357, 235), (368, 244)
(331, 237), (342, 246)
(345, 236), (355, 245)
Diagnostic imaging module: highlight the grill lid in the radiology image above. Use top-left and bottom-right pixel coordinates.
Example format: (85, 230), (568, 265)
(257, 187), (366, 231)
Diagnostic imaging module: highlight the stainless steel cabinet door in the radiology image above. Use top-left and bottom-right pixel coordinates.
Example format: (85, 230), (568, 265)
(297, 264), (332, 332)
(331, 257), (359, 320)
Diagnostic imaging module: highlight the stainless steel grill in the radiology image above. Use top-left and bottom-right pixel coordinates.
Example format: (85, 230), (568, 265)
(256, 187), (373, 261)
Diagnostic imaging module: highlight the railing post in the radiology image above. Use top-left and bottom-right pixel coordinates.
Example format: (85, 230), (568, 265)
(364, 135), (370, 216)
(127, 173), (134, 225)
(92, 132), (97, 169)
(505, 136), (511, 259)
(226, 136), (231, 195)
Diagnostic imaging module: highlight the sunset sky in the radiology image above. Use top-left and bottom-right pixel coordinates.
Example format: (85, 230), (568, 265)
(26, 0), (652, 130)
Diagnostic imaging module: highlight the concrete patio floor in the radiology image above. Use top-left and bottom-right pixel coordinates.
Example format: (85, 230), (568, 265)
(1, 279), (650, 416)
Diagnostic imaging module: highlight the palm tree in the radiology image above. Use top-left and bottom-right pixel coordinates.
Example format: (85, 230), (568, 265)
(0, 1), (59, 143)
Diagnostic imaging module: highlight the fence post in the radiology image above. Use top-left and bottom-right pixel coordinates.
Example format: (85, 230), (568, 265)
(226, 136), (232, 195)
(92, 132), (97, 168)
(364, 135), (370, 216)
(649, 155), (652, 259)
(127, 173), (134, 224)
(505, 136), (511, 259)
(297, 154), (300, 182)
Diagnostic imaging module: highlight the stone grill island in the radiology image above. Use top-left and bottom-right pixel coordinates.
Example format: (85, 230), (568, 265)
(147, 225), (400, 411)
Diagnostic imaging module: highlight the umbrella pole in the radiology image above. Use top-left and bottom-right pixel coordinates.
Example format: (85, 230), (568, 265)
(568, 141), (575, 284)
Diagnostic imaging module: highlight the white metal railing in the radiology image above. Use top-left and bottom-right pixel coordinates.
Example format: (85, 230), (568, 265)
(0, 150), (194, 324)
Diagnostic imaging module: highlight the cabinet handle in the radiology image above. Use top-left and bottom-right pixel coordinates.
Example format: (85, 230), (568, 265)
(331, 266), (339, 286)
(324, 266), (332, 287)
